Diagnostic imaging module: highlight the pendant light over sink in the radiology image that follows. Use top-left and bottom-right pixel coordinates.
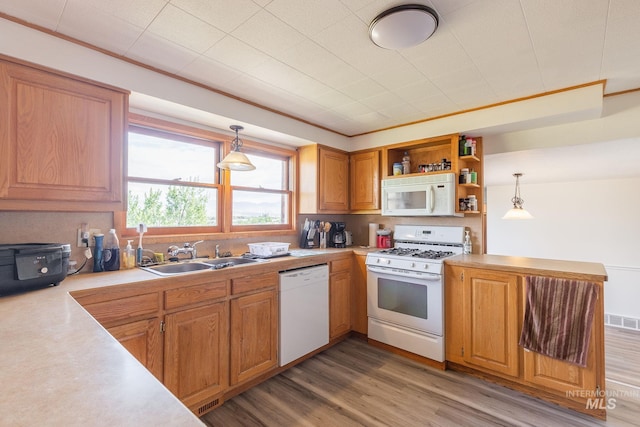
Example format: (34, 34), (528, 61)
(217, 125), (256, 171)
(369, 4), (439, 50)
(503, 173), (534, 219)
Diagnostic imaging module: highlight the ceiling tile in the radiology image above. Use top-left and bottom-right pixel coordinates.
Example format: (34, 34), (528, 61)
(58, 0), (145, 54)
(0, 0), (66, 29)
(266, 0), (352, 36)
(126, 31), (199, 74)
(82, 0), (168, 29)
(204, 36), (271, 71)
(170, 0), (261, 33)
(147, 4), (224, 53)
(231, 9), (306, 58)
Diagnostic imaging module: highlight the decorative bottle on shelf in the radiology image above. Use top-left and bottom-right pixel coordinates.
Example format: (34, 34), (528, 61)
(463, 230), (472, 254)
(459, 135), (467, 156)
(93, 233), (104, 272)
(103, 229), (120, 271)
(402, 151), (410, 174)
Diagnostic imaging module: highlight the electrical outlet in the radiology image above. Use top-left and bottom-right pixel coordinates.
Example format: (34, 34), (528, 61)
(76, 228), (101, 247)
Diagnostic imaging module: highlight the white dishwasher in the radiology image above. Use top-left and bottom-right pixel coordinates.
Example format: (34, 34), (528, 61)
(279, 264), (329, 366)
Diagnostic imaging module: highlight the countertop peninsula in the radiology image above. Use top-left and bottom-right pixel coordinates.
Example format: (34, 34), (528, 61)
(445, 253), (608, 282)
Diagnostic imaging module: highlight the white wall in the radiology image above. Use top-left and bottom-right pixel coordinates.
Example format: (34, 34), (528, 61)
(487, 177), (640, 319)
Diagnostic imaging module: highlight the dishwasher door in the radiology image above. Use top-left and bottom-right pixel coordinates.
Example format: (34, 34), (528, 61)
(279, 264), (329, 366)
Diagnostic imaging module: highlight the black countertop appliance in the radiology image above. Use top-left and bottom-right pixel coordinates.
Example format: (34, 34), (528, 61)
(0, 243), (71, 296)
(329, 222), (347, 248)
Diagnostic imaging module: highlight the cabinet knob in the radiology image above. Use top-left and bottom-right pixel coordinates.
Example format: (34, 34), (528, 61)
(40, 267), (48, 274)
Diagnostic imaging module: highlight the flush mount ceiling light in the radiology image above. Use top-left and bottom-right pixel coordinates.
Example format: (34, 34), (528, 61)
(369, 4), (439, 50)
(503, 173), (534, 219)
(217, 125), (256, 171)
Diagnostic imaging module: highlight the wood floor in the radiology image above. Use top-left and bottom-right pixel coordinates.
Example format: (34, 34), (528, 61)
(202, 327), (640, 427)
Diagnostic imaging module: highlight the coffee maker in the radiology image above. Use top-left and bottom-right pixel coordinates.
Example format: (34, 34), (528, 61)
(329, 222), (346, 248)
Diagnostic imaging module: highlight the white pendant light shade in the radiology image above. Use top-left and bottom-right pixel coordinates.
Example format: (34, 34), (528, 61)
(217, 125), (256, 171)
(502, 173), (533, 219)
(369, 5), (439, 50)
(503, 207), (534, 220)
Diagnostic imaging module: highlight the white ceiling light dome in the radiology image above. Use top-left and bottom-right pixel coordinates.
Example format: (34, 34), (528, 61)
(369, 4), (439, 50)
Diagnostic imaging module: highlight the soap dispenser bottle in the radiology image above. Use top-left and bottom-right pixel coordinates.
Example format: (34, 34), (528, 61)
(121, 240), (135, 270)
(463, 230), (472, 254)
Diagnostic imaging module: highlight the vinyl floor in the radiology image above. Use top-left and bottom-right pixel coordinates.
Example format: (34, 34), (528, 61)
(202, 327), (640, 427)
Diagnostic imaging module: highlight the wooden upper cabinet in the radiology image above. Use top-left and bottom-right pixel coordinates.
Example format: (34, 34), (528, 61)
(299, 144), (349, 213)
(0, 55), (128, 211)
(349, 149), (380, 212)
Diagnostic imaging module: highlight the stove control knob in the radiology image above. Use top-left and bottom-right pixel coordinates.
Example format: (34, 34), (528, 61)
(411, 262), (416, 268)
(40, 267), (49, 274)
(423, 264), (429, 269)
(384, 259), (390, 265)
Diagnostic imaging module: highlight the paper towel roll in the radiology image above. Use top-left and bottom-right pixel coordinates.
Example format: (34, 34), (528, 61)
(368, 223), (379, 248)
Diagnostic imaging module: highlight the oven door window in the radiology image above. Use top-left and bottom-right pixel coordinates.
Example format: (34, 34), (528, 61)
(377, 277), (428, 319)
(386, 189), (426, 210)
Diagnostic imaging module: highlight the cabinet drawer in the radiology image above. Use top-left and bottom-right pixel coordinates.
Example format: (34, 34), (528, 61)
(231, 271), (278, 295)
(330, 257), (351, 273)
(82, 292), (159, 326)
(164, 280), (227, 310)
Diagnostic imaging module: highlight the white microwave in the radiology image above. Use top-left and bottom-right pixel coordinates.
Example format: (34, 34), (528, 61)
(381, 173), (459, 217)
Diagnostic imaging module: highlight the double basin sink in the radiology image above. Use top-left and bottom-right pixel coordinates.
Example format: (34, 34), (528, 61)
(141, 257), (260, 276)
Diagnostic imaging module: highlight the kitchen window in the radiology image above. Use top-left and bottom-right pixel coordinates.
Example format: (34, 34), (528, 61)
(116, 114), (295, 238)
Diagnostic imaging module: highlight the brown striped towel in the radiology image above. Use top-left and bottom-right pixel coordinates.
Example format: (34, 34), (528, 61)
(519, 276), (599, 367)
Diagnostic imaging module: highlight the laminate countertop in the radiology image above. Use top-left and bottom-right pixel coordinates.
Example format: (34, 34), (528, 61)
(0, 248), (352, 426)
(445, 254), (608, 282)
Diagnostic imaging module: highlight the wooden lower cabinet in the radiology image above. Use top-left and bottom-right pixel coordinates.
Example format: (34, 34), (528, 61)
(229, 289), (278, 386)
(445, 263), (605, 418)
(164, 302), (229, 412)
(108, 318), (163, 382)
(351, 253), (368, 335)
(329, 257), (352, 339)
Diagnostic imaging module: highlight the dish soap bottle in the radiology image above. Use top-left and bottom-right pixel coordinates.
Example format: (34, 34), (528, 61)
(103, 229), (120, 271)
(93, 233), (104, 272)
(463, 230), (472, 254)
(121, 240), (135, 270)
(402, 151), (410, 174)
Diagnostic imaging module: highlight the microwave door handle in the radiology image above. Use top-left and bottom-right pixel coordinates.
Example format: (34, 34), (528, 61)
(428, 184), (435, 213)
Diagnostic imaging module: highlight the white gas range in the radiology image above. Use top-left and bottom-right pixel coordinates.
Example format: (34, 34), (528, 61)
(365, 225), (465, 362)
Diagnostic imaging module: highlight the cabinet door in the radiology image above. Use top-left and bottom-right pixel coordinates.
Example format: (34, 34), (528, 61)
(463, 269), (519, 377)
(351, 254), (368, 334)
(330, 270), (351, 339)
(350, 150), (380, 211)
(164, 302), (229, 409)
(319, 148), (349, 212)
(444, 264), (465, 364)
(230, 289), (278, 385)
(0, 58), (126, 210)
(108, 318), (163, 381)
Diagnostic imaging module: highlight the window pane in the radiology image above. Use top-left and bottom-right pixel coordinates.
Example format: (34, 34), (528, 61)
(128, 132), (217, 183)
(230, 154), (286, 190)
(127, 182), (218, 228)
(232, 190), (289, 225)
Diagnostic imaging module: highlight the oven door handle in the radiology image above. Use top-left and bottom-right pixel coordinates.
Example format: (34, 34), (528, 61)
(366, 265), (441, 281)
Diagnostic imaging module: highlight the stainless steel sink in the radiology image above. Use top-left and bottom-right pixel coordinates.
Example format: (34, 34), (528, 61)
(201, 257), (258, 267)
(140, 257), (260, 276)
(141, 262), (213, 276)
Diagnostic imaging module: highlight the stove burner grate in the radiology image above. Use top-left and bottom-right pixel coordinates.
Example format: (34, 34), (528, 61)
(376, 247), (455, 260)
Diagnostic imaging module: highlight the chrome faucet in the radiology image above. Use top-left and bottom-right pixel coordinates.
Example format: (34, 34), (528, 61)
(215, 245), (220, 259)
(168, 240), (204, 260)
